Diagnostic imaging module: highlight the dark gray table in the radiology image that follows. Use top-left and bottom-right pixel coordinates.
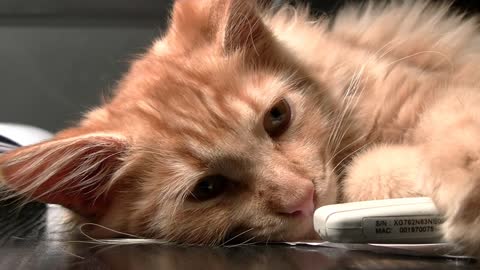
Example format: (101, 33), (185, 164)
(0, 202), (478, 270)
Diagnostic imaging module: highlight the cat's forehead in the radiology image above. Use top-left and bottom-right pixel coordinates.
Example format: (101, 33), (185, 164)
(159, 54), (289, 103)
(127, 54), (293, 135)
(114, 53), (299, 166)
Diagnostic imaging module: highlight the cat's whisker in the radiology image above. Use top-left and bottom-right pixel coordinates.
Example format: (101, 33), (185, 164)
(90, 242), (125, 256)
(169, 181), (197, 219)
(327, 45), (454, 175)
(325, 133), (368, 169)
(385, 50), (454, 74)
(326, 88), (351, 153)
(327, 63), (366, 157)
(221, 225), (235, 245)
(331, 139), (374, 177)
(246, 13), (261, 57)
(328, 47), (453, 170)
(376, 39), (409, 61)
(329, 121), (376, 172)
(264, 233), (272, 246)
(277, 232), (287, 243)
(222, 227), (254, 246)
(330, 71), (363, 153)
(57, 248), (86, 260)
(63, 239), (113, 246)
(327, 74), (355, 141)
(224, 235), (258, 248)
(327, 40), (394, 163)
(330, 74), (369, 160)
(78, 222), (143, 242)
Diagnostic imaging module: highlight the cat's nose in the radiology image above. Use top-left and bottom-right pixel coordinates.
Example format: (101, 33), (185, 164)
(278, 185), (315, 217)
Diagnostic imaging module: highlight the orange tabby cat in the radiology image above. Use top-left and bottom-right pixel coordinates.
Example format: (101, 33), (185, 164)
(1, 0), (480, 253)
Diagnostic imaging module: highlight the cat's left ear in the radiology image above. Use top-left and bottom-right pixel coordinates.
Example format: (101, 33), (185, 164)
(0, 132), (129, 219)
(168, 0), (274, 57)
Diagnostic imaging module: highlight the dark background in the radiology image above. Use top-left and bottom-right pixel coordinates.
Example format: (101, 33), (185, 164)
(1, 0), (479, 132)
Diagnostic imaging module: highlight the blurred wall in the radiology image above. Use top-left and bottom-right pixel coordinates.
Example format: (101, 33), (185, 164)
(0, 1), (169, 132)
(0, 0), (478, 132)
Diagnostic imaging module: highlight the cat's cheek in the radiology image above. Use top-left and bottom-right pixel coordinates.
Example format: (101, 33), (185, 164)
(312, 163), (338, 208)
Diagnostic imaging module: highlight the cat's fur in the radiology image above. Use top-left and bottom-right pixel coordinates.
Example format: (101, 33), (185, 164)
(1, 0), (480, 254)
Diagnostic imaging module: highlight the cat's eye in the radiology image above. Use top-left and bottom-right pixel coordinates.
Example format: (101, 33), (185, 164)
(189, 175), (229, 202)
(263, 98), (292, 138)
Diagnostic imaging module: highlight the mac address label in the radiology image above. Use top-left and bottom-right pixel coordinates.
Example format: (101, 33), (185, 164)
(363, 216), (444, 240)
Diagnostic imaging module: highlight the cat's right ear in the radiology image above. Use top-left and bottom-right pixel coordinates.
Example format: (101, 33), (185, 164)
(164, 0), (273, 58)
(0, 132), (129, 219)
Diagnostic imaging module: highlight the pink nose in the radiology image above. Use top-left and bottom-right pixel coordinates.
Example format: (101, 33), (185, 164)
(279, 187), (315, 216)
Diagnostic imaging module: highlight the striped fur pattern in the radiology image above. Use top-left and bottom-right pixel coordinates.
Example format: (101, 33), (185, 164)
(1, 0), (480, 254)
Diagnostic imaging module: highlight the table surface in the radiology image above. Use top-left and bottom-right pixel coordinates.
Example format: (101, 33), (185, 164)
(1, 202), (478, 270)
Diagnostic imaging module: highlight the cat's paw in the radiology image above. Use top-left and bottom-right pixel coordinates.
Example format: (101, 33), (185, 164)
(421, 124), (480, 255)
(431, 179), (480, 256)
(342, 145), (425, 202)
(441, 192), (480, 256)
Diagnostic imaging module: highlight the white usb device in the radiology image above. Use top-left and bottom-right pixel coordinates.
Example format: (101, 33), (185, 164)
(314, 197), (445, 244)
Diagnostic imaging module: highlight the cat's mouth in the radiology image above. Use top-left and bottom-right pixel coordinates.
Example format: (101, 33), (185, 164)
(277, 205), (318, 242)
(222, 205), (318, 245)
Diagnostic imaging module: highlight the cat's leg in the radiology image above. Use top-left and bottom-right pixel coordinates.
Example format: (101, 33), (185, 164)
(411, 89), (480, 255)
(342, 144), (426, 202)
(344, 89), (480, 254)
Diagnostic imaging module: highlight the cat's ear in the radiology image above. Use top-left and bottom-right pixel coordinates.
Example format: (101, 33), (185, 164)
(169, 0), (273, 56)
(0, 132), (128, 219)
(218, 0), (272, 55)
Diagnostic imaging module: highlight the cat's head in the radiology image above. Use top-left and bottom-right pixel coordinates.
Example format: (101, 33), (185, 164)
(0, 0), (339, 244)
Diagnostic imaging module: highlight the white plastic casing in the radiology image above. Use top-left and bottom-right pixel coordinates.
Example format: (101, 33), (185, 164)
(314, 197), (445, 244)
(0, 123), (52, 146)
